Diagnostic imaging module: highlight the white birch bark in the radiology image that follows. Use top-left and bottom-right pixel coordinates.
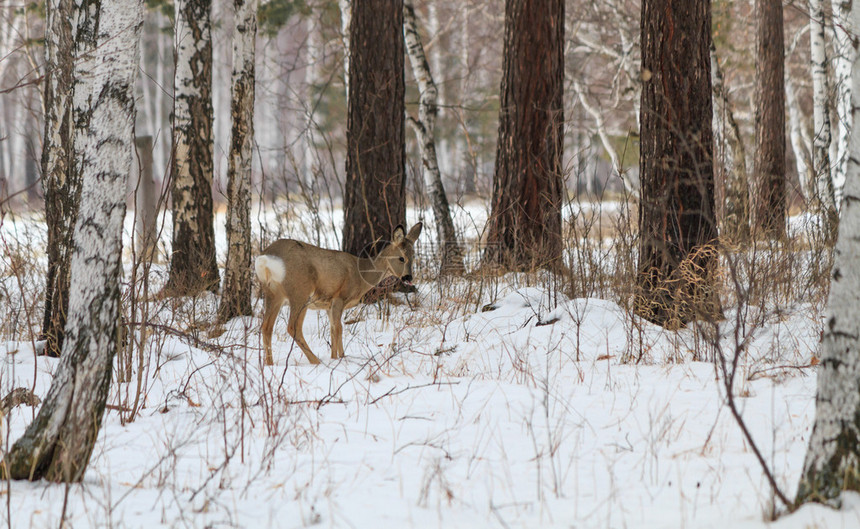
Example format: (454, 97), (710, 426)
(797, 1), (860, 503)
(811, 0), (838, 215)
(218, 0), (256, 322)
(2, 0), (144, 482)
(403, 0), (462, 272)
(166, 0), (220, 295)
(832, 0), (854, 206)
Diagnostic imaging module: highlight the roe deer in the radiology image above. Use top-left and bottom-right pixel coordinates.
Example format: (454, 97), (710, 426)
(255, 223), (423, 365)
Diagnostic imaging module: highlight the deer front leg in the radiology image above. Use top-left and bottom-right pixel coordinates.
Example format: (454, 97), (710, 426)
(329, 298), (345, 359)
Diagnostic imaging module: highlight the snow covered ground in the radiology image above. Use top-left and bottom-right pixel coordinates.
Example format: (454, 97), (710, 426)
(1, 203), (858, 528)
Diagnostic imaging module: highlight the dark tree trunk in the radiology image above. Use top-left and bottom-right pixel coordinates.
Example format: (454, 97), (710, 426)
(483, 0), (564, 272)
(40, 0), (79, 358)
(341, 0), (406, 257)
(753, 0), (786, 239)
(217, 0), (256, 323)
(2, 0), (144, 482)
(164, 0), (219, 295)
(635, 0), (720, 329)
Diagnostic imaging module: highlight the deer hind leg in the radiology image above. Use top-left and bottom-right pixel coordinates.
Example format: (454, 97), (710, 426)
(328, 298), (345, 359)
(261, 292), (284, 366)
(287, 302), (321, 365)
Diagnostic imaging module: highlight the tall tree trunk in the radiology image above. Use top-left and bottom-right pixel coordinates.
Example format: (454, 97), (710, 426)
(217, 0), (256, 323)
(635, 0), (719, 329)
(811, 0), (838, 222)
(403, 0), (463, 273)
(2, 0), (144, 482)
(164, 0), (219, 295)
(753, 0), (786, 239)
(40, 0), (79, 358)
(341, 0), (406, 257)
(796, 1), (860, 505)
(483, 0), (564, 271)
(832, 0), (854, 206)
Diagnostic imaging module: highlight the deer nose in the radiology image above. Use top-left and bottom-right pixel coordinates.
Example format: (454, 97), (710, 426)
(401, 274), (413, 285)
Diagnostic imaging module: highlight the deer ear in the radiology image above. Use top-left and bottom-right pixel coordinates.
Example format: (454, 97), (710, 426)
(392, 225), (406, 244)
(406, 222), (423, 242)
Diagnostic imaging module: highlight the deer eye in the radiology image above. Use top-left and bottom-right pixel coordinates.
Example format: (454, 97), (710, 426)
(399, 257), (405, 263)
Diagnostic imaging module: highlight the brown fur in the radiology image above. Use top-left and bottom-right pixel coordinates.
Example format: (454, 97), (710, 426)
(257, 223), (422, 365)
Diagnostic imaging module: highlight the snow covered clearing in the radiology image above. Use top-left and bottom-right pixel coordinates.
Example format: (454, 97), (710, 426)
(1, 204), (858, 528)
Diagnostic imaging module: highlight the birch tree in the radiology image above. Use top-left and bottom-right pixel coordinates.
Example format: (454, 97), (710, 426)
(403, 0), (463, 273)
(796, 1), (860, 504)
(40, 0), (79, 358)
(164, 0), (220, 296)
(217, 0), (257, 323)
(831, 0), (854, 204)
(810, 0), (837, 221)
(1, 0), (144, 482)
(483, 0), (565, 271)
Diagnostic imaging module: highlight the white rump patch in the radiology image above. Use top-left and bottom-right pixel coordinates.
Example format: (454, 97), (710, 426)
(255, 255), (286, 285)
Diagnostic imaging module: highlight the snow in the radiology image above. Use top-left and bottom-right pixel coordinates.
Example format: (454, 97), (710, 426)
(1, 205), (858, 528)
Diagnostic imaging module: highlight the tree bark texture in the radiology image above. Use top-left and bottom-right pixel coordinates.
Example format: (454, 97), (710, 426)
(796, 0), (860, 506)
(40, 0), (79, 358)
(341, 0), (406, 257)
(753, 0), (786, 239)
(2, 0), (143, 482)
(403, 0), (463, 273)
(810, 0), (838, 221)
(831, 0), (854, 206)
(483, 0), (564, 271)
(217, 0), (256, 323)
(635, 0), (719, 329)
(165, 0), (220, 295)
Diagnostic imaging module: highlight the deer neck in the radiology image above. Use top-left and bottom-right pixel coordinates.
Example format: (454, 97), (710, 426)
(356, 256), (390, 294)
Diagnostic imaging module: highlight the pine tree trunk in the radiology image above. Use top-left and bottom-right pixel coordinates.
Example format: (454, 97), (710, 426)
(165, 0), (220, 295)
(810, 0), (838, 222)
(217, 0), (256, 324)
(753, 0), (786, 239)
(635, 0), (719, 329)
(483, 0), (564, 272)
(341, 0), (406, 257)
(797, 3), (860, 504)
(2, 0), (144, 482)
(403, 0), (463, 273)
(40, 0), (79, 358)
